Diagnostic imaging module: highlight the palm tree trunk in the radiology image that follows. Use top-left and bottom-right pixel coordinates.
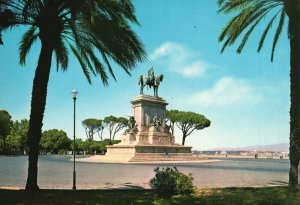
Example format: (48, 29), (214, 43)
(288, 11), (300, 188)
(25, 41), (53, 191)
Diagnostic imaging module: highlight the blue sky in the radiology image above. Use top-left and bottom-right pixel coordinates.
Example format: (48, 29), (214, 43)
(0, 1), (290, 150)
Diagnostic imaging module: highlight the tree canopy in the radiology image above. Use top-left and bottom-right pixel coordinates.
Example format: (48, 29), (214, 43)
(0, 110), (13, 153)
(167, 110), (210, 145)
(103, 116), (128, 141)
(82, 118), (104, 141)
(6, 119), (29, 153)
(40, 129), (71, 154)
(72, 138), (120, 154)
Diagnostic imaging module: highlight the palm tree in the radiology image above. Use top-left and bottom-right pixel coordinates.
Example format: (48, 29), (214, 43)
(0, 0), (146, 190)
(217, 0), (300, 189)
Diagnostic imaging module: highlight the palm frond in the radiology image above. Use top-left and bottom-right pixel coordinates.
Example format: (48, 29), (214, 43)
(271, 8), (285, 62)
(94, 17), (145, 67)
(257, 12), (280, 52)
(218, 0), (253, 13)
(217, 0), (225, 6)
(0, 8), (16, 29)
(68, 16), (112, 85)
(86, 48), (109, 86)
(237, 9), (270, 53)
(219, 2), (268, 42)
(69, 43), (92, 84)
(219, 14), (240, 42)
(68, 20), (96, 76)
(0, 32), (3, 45)
(54, 38), (69, 71)
(119, 0), (140, 25)
(76, 9), (146, 76)
(218, 0), (284, 58)
(19, 25), (38, 65)
(51, 0), (145, 85)
(226, 3), (278, 45)
(22, 0), (42, 21)
(100, 49), (117, 81)
(221, 38), (231, 53)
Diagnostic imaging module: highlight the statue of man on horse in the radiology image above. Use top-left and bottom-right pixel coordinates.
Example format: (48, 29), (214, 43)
(138, 67), (164, 97)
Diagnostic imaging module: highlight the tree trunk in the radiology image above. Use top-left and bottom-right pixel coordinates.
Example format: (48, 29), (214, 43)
(182, 133), (186, 145)
(170, 122), (174, 136)
(25, 41), (53, 191)
(3, 136), (6, 154)
(290, 161), (299, 188)
(288, 7), (300, 188)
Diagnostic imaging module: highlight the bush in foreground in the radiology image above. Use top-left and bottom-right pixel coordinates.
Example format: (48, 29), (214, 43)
(150, 167), (194, 195)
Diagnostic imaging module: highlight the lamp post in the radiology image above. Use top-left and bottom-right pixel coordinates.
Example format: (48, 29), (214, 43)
(71, 89), (78, 190)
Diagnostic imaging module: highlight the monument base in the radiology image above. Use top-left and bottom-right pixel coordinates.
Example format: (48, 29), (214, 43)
(106, 144), (193, 162)
(120, 129), (175, 145)
(104, 94), (194, 162)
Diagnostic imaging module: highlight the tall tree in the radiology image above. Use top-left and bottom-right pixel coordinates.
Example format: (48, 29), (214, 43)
(166, 110), (210, 145)
(217, 0), (300, 189)
(0, 110), (12, 153)
(6, 119), (29, 153)
(40, 129), (71, 153)
(82, 118), (104, 141)
(0, 0), (146, 190)
(103, 116), (128, 141)
(166, 110), (177, 136)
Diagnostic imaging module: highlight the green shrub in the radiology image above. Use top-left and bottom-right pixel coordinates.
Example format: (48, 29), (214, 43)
(149, 167), (194, 195)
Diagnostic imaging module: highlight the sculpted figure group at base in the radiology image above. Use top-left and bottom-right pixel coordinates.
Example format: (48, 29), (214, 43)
(124, 116), (138, 134)
(152, 114), (162, 128)
(138, 67), (164, 97)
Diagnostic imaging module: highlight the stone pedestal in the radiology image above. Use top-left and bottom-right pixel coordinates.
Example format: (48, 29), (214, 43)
(105, 95), (193, 162)
(131, 95), (168, 132)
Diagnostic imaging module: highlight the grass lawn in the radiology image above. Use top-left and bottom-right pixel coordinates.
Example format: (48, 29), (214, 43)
(1, 186), (300, 205)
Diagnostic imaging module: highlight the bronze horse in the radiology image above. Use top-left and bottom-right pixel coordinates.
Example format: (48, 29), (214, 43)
(138, 74), (164, 97)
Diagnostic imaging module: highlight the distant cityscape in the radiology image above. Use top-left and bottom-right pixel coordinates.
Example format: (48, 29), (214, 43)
(193, 143), (289, 159)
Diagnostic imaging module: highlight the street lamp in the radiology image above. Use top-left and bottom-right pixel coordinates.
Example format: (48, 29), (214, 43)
(71, 89), (78, 190)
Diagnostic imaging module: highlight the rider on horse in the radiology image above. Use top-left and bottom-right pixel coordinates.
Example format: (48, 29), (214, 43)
(139, 67), (163, 97)
(148, 67), (155, 88)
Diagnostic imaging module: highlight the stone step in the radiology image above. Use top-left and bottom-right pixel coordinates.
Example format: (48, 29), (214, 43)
(134, 153), (192, 156)
(130, 157), (193, 160)
(129, 155), (191, 158)
(129, 158), (195, 162)
(128, 154), (200, 162)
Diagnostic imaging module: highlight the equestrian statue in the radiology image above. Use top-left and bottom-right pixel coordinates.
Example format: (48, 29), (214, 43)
(138, 67), (164, 97)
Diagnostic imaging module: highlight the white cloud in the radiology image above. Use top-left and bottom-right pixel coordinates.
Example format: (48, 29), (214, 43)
(150, 42), (187, 60)
(188, 76), (263, 107)
(150, 42), (208, 78)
